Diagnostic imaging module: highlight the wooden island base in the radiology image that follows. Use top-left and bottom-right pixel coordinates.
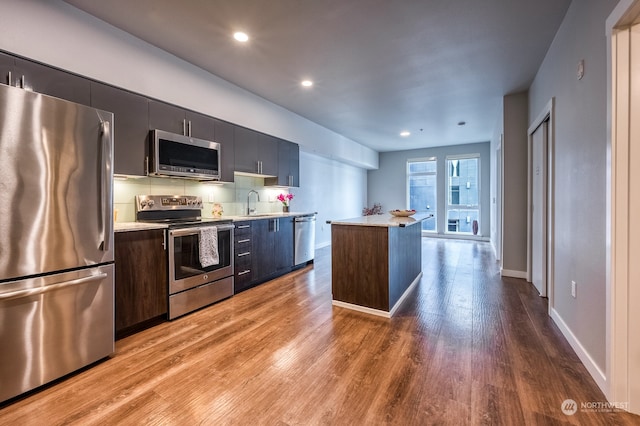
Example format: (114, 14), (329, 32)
(330, 214), (427, 317)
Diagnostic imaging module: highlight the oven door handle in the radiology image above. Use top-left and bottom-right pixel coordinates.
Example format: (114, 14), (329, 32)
(169, 223), (235, 237)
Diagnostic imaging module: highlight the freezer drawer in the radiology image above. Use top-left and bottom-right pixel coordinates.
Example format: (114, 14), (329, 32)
(0, 264), (114, 403)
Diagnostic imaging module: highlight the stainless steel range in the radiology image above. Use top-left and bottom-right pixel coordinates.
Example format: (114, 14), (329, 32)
(136, 195), (234, 319)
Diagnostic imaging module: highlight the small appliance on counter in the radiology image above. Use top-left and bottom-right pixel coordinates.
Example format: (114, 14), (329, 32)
(0, 84), (115, 403)
(135, 195), (234, 319)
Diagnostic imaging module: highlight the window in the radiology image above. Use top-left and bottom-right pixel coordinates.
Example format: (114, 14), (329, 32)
(446, 155), (480, 234)
(407, 158), (437, 232)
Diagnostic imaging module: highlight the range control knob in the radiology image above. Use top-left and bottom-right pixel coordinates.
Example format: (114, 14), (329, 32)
(140, 200), (148, 208)
(147, 200), (155, 208)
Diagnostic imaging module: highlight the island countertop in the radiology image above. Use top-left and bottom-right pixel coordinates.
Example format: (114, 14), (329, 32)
(328, 213), (432, 228)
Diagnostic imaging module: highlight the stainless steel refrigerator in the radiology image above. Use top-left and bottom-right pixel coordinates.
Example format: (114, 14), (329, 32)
(0, 84), (115, 403)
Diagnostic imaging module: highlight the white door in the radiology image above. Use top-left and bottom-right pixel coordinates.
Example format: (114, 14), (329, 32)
(531, 120), (548, 297)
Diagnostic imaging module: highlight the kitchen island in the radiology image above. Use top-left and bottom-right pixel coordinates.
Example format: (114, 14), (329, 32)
(329, 213), (430, 317)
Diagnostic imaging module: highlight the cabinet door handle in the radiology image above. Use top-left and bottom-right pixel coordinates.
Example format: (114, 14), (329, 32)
(7, 71), (11, 86)
(188, 120), (192, 137)
(237, 251), (251, 257)
(237, 238), (251, 243)
(238, 270), (251, 276)
(162, 231), (167, 251)
(182, 119), (186, 136)
(237, 225), (250, 229)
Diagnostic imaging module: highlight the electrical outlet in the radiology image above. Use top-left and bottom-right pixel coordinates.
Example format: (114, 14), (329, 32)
(571, 280), (577, 298)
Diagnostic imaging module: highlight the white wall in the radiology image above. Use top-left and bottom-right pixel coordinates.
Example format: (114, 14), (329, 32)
(367, 142), (491, 237)
(528, 0), (618, 379)
(0, 0), (378, 170)
(292, 151), (367, 248)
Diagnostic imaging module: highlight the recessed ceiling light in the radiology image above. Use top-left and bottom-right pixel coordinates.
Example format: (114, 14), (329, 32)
(233, 32), (249, 42)
(457, 121), (466, 126)
(301, 80), (313, 87)
(400, 131), (411, 137)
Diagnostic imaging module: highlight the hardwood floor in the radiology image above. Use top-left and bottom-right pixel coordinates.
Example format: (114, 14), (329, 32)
(1, 239), (638, 425)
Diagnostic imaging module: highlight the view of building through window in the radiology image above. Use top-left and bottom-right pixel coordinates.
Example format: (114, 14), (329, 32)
(446, 156), (479, 234)
(407, 158), (437, 232)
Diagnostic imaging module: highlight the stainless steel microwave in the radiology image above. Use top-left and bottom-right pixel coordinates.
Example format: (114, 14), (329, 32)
(148, 129), (221, 180)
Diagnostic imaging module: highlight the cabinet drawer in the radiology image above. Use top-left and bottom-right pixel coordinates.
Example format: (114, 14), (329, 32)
(234, 221), (252, 237)
(235, 252), (252, 268)
(234, 269), (253, 293)
(235, 237), (252, 251)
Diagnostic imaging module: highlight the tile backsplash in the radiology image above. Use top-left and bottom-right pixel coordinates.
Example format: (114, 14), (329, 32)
(114, 175), (291, 222)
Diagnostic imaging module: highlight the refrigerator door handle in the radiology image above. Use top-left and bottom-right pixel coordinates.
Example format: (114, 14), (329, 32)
(0, 273), (108, 302)
(100, 120), (113, 252)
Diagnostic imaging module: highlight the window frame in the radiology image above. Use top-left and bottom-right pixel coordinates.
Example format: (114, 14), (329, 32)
(445, 154), (481, 235)
(406, 157), (437, 233)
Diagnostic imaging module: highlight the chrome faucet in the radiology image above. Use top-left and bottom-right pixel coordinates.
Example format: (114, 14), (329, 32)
(247, 189), (260, 215)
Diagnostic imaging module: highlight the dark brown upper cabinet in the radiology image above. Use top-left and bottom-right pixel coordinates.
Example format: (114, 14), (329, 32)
(214, 119), (235, 183)
(91, 82), (150, 176)
(13, 58), (90, 105)
(266, 139), (300, 187)
(148, 100), (215, 141)
(0, 51), (15, 85)
(234, 126), (278, 176)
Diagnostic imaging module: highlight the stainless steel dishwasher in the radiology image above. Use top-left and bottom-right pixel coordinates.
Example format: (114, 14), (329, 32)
(294, 214), (316, 266)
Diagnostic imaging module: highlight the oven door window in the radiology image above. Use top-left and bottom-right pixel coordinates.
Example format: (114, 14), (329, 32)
(172, 229), (231, 280)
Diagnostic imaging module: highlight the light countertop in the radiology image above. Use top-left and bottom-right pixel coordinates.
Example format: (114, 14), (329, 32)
(328, 213), (433, 228)
(114, 222), (169, 233)
(225, 211), (316, 221)
(114, 212), (317, 232)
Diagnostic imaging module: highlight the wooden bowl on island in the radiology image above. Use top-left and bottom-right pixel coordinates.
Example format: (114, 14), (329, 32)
(389, 209), (416, 217)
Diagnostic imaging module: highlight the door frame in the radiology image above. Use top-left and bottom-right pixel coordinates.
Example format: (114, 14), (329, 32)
(527, 99), (555, 307)
(607, 0), (640, 412)
(496, 141), (503, 262)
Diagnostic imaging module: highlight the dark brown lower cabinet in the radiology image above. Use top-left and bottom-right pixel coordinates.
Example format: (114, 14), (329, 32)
(234, 218), (294, 293)
(114, 229), (167, 339)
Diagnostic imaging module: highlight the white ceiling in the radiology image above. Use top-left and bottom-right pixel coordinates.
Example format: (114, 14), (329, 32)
(64, 0), (571, 152)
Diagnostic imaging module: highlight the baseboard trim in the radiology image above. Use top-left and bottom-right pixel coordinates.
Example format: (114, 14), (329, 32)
(315, 241), (331, 249)
(389, 272), (422, 316)
(332, 272), (422, 318)
(550, 307), (608, 395)
(501, 269), (527, 279)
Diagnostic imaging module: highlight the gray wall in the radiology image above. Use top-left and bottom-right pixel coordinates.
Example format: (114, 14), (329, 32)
(501, 92), (529, 274)
(528, 0), (618, 372)
(368, 142), (491, 237)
